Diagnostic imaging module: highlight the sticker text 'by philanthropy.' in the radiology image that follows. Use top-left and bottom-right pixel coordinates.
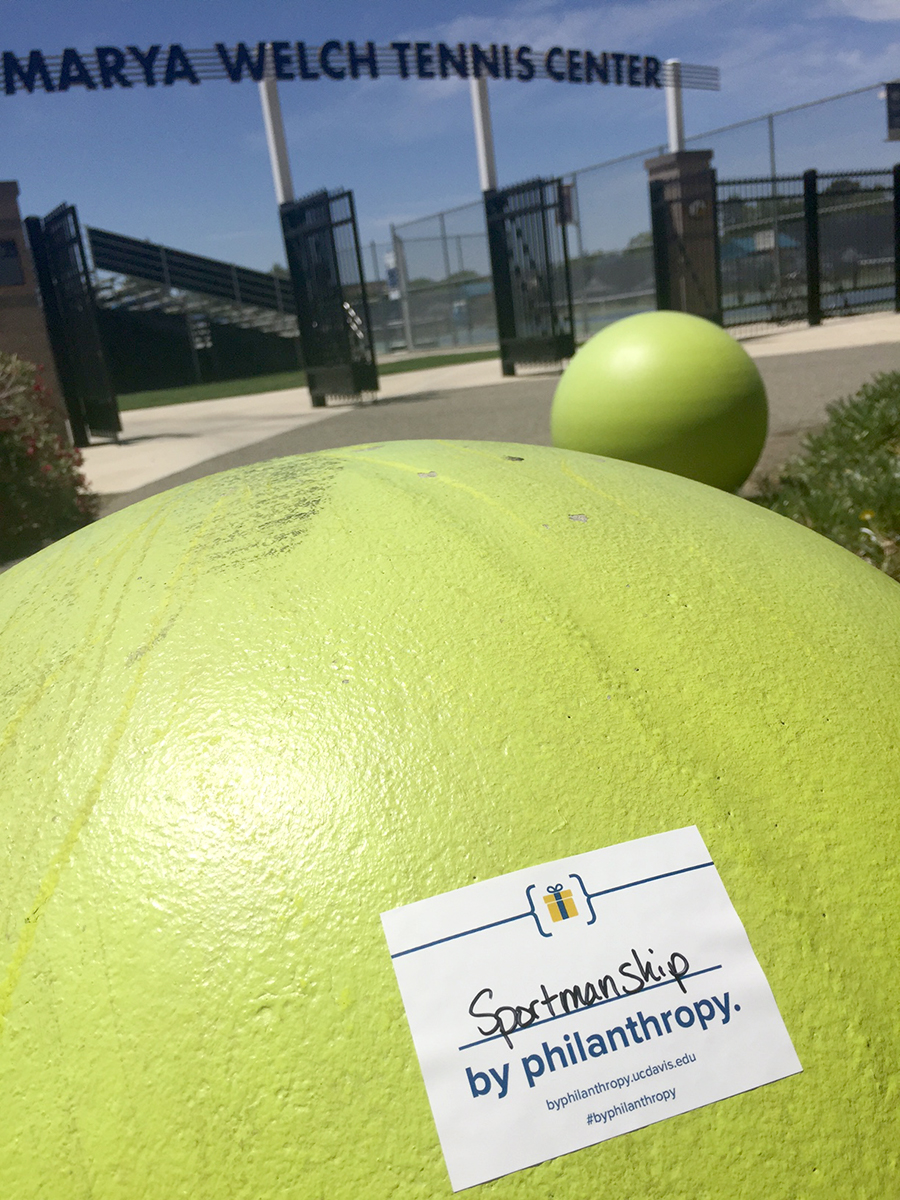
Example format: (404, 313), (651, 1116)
(466, 988), (736, 1098)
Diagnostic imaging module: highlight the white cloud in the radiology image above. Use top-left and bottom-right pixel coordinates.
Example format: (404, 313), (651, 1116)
(433, 0), (728, 55)
(711, 21), (900, 108)
(826, 0), (900, 19)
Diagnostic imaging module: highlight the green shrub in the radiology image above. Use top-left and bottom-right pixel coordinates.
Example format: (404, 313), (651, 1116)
(0, 353), (98, 563)
(753, 371), (900, 580)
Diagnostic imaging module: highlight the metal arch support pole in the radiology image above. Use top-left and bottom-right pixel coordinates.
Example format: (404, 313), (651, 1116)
(470, 75), (498, 192)
(259, 70), (295, 206)
(665, 59), (685, 154)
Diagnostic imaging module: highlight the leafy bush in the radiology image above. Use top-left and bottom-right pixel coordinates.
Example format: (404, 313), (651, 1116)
(753, 371), (900, 580)
(0, 353), (98, 563)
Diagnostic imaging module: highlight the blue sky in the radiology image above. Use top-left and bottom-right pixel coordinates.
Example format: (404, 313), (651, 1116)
(4, 0), (899, 274)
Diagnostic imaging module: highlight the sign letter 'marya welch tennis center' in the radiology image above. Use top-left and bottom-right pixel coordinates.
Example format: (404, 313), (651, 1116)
(0, 41), (719, 95)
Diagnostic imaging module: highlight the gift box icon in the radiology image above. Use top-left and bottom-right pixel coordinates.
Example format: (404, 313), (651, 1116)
(543, 883), (577, 922)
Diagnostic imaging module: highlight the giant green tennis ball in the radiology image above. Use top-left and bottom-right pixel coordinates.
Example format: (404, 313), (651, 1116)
(551, 312), (768, 490)
(0, 441), (897, 1198)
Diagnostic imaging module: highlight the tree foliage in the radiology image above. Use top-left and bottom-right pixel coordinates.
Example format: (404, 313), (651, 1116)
(0, 353), (98, 563)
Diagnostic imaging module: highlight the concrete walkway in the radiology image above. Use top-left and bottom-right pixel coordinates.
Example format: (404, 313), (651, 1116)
(82, 358), (518, 497)
(82, 310), (900, 515)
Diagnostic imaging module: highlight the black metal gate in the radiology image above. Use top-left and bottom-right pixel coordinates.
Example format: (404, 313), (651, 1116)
(24, 204), (120, 446)
(816, 168), (898, 319)
(484, 178), (575, 376)
(715, 166), (900, 335)
(715, 173), (810, 333)
(280, 189), (378, 406)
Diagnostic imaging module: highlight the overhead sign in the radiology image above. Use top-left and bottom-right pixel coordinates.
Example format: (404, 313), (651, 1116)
(1, 42), (720, 95)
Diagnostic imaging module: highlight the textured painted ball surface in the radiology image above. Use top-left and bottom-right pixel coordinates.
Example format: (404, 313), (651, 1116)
(551, 312), (768, 490)
(0, 440), (898, 1199)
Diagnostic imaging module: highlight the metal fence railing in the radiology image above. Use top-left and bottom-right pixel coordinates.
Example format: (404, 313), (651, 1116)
(372, 81), (898, 352)
(716, 174), (808, 334)
(361, 211), (494, 355)
(389, 203), (495, 353)
(88, 227), (296, 313)
(86, 226), (302, 394)
(383, 179), (657, 354)
(716, 167), (899, 336)
(817, 169), (897, 318)
(562, 152), (662, 340)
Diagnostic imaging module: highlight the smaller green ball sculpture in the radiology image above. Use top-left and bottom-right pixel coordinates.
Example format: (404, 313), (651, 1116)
(551, 311), (768, 491)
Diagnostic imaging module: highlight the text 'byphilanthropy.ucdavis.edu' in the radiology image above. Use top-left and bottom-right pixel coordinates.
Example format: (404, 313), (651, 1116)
(382, 826), (802, 1192)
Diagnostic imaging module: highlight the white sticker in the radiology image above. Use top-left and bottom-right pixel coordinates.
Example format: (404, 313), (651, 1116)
(381, 826), (801, 1192)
